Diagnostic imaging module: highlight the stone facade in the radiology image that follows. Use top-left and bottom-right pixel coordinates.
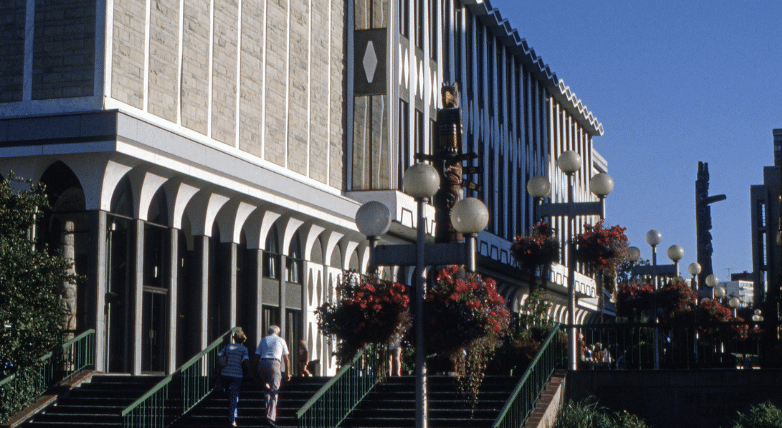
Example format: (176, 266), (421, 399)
(0, 0), (25, 103)
(33, 0), (96, 100)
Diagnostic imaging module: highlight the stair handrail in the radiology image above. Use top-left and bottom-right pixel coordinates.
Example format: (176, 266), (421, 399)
(0, 329), (95, 422)
(491, 323), (565, 428)
(121, 327), (240, 428)
(296, 343), (384, 428)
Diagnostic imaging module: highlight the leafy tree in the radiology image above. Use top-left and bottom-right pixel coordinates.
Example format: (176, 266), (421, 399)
(0, 173), (76, 377)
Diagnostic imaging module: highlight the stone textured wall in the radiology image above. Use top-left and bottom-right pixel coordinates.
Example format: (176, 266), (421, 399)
(148, 0), (180, 123)
(108, 0), (344, 188)
(0, 0), (26, 103)
(33, 0), (96, 100)
(112, 0), (145, 109)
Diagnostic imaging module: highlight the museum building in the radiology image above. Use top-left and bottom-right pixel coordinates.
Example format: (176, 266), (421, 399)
(0, 0), (607, 375)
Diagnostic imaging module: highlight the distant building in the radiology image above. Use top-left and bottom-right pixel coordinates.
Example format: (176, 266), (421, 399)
(750, 129), (782, 318)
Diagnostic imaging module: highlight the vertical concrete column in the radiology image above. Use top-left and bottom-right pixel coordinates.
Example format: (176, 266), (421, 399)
(88, 210), (108, 372)
(279, 254), (287, 338)
(250, 249), (263, 350)
(228, 242), (238, 330)
(132, 219), (145, 375)
(196, 235), (210, 351)
(60, 219), (78, 335)
(167, 227), (179, 374)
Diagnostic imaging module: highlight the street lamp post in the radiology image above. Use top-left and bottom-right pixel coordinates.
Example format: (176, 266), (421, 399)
(645, 230), (662, 369)
(705, 274), (719, 299)
(527, 150), (613, 371)
(688, 262), (702, 290)
(355, 163), (489, 428)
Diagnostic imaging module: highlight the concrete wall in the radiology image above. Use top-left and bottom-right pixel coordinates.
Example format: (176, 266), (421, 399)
(566, 370), (782, 428)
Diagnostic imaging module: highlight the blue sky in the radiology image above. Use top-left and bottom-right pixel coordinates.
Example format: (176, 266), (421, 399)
(488, 0), (782, 278)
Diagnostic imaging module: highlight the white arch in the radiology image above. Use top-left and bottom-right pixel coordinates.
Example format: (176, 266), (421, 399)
(127, 168), (169, 222)
(215, 200), (258, 244)
(185, 189), (230, 237)
(164, 180), (200, 230)
(301, 223), (326, 263)
(321, 230), (344, 268)
(281, 217), (305, 255)
(340, 238), (360, 271)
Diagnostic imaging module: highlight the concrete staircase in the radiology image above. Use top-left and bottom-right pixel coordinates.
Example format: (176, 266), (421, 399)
(339, 375), (521, 427)
(19, 374), (164, 428)
(169, 376), (330, 427)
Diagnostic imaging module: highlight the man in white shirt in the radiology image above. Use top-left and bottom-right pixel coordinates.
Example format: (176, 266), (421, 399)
(255, 325), (291, 427)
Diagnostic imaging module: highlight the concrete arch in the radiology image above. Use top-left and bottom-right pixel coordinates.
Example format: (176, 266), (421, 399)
(215, 199), (258, 244)
(163, 179), (200, 230)
(185, 189), (230, 237)
(125, 167), (169, 222)
(301, 223), (326, 263)
(321, 230), (344, 268)
(242, 207), (281, 250)
(280, 216), (305, 256)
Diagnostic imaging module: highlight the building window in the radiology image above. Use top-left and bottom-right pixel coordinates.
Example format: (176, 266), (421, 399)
(355, 0), (388, 29)
(428, 0), (437, 60)
(287, 232), (303, 284)
(398, 99), (411, 189)
(414, 0), (424, 48)
(399, 0), (409, 36)
(353, 95), (391, 190)
(264, 227), (281, 279)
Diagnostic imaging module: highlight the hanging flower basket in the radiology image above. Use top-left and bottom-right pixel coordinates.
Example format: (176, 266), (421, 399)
(315, 273), (411, 363)
(511, 221), (560, 273)
(573, 220), (628, 272)
(424, 266), (510, 357)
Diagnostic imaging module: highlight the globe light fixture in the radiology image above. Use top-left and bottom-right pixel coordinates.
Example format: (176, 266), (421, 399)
(355, 201), (392, 238)
(688, 263), (702, 277)
(728, 296), (740, 309)
(526, 175), (551, 199)
(714, 286), (726, 298)
(589, 173), (614, 198)
(705, 274), (719, 288)
(646, 230), (662, 247)
(627, 246), (641, 263)
(451, 197), (489, 272)
(403, 163), (440, 200)
(687, 262), (702, 289)
(557, 150), (582, 174)
(451, 197), (489, 234)
(667, 245), (684, 262)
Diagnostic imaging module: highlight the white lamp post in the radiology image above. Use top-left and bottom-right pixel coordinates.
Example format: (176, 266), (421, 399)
(356, 162), (488, 428)
(705, 274), (719, 299)
(525, 150), (613, 371)
(667, 245), (684, 277)
(688, 262), (702, 289)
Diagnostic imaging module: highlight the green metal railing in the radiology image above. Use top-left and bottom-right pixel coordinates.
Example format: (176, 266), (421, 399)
(297, 344), (385, 428)
(0, 329), (95, 421)
(121, 327), (240, 428)
(577, 321), (781, 369)
(491, 324), (565, 428)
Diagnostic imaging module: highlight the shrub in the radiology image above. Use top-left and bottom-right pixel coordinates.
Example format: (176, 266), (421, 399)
(555, 396), (650, 428)
(732, 402), (782, 428)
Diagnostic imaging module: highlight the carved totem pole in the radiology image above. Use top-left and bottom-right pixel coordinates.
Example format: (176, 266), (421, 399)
(416, 83), (481, 243)
(695, 162), (726, 288)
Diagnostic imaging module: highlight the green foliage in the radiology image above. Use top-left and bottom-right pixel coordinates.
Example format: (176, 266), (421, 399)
(1, 173), (74, 376)
(732, 402), (782, 428)
(555, 396), (650, 428)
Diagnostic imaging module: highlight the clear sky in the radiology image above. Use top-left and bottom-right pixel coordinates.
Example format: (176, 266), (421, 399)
(488, 0), (782, 279)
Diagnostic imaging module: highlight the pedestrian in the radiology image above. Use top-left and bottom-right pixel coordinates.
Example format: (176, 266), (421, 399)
(387, 338), (402, 377)
(298, 340), (312, 376)
(255, 325), (291, 427)
(215, 329), (250, 427)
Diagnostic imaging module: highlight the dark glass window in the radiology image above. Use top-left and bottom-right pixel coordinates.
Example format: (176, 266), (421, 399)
(264, 227), (281, 279)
